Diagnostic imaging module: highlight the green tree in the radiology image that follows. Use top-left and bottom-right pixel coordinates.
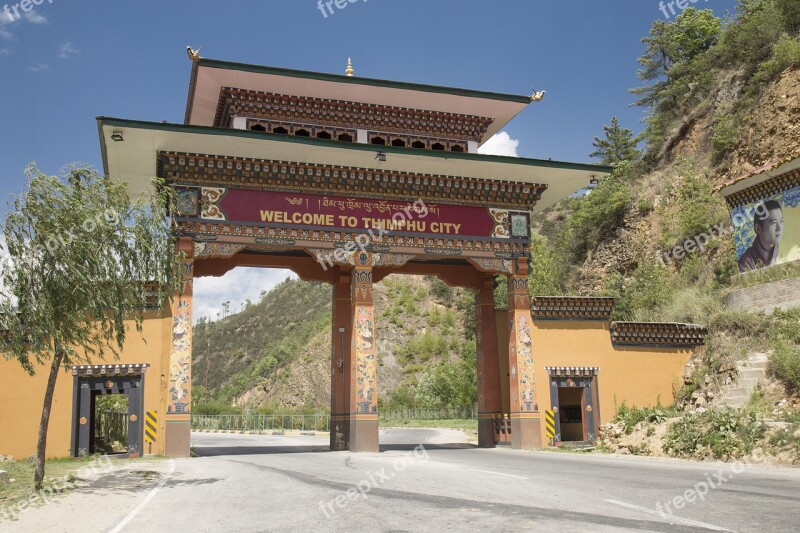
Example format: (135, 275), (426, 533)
(528, 231), (564, 296)
(776, 0), (800, 34)
(416, 342), (477, 408)
(671, 8), (723, 62)
(589, 117), (641, 166)
(0, 164), (179, 488)
(632, 9), (722, 108)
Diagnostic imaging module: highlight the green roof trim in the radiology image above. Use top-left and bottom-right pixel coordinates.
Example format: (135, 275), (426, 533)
(96, 116), (613, 175)
(194, 58), (533, 104)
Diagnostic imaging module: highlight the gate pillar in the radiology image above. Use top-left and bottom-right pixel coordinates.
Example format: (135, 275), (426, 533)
(477, 276), (502, 448)
(330, 268), (352, 451)
(165, 237), (194, 457)
(348, 251), (380, 452)
(506, 256), (543, 450)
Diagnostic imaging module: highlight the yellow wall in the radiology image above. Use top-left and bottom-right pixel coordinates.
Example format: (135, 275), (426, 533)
(0, 312), (172, 459)
(0, 308), (694, 458)
(496, 312), (693, 445)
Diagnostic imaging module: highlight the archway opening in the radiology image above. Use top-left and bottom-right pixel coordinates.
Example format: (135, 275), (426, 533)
(190, 265), (332, 456)
(374, 274), (478, 450)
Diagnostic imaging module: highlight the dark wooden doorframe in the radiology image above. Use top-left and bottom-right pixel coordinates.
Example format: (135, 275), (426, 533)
(71, 371), (145, 458)
(547, 368), (600, 445)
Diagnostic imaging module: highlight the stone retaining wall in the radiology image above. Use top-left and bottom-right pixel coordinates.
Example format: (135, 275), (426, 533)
(724, 277), (800, 313)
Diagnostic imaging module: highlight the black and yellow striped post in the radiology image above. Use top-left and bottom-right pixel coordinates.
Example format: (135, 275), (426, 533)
(145, 411), (158, 453)
(545, 410), (556, 445)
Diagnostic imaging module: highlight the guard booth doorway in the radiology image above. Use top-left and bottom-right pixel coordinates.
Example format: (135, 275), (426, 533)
(547, 367), (600, 447)
(70, 365), (147, 458)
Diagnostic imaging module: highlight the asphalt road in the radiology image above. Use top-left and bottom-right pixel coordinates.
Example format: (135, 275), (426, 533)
(4, 429), (800, 532)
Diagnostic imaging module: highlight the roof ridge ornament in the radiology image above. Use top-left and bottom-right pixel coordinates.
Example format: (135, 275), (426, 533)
(530, 88), (546, 102)
(346, 57), (354, 77)
(187, 46), (202, 62)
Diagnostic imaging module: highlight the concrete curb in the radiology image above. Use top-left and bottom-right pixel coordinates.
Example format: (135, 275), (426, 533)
(191, 429), (330, 437)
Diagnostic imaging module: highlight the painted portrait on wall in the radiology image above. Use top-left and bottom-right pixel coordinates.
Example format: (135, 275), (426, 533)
(733, 185), (800, 273)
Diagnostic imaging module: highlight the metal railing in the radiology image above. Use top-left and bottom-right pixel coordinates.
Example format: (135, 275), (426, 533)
(379, 406), (477, 420)
(191, 406), (478, 432)
(192, 414), (331, 432)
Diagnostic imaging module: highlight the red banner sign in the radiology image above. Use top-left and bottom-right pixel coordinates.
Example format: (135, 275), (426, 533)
(177, 187), (529, 241)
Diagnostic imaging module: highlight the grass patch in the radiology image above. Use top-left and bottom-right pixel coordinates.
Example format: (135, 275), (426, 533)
(0, 456), (109, 511)
(728, 261), (800, 290)
(380, 419), (478, 432)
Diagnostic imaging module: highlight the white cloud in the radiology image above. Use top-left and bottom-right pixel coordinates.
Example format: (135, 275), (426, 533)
(192, 267), (297, 323)
(28, 63), (50, 72)
(0, 7), (47, 41)
(0, 49), (9, 56)
(0, 16), (15, 40)
(478, 131), (520, 157)
(22, 10), (47, 24)
(57, 41), (78, 59)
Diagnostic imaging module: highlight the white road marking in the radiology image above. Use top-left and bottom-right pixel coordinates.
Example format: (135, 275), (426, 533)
(108, 460), (176, 533)
(604, 498), (733, 532)
(467, 468), (529, 480)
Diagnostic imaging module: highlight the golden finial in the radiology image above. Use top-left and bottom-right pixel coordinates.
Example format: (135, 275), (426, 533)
(187, 46), (202, 62)
(345, 57), (354, 77)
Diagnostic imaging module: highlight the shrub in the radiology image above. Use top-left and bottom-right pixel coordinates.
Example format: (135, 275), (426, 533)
(753, 33), (800, 84)
(711, 114), (739, 164)
(194, 402), (242, 415)
(638, 198), (655, 216)
(565, 170), (632, 262)
(397, 332), (449, 365)
(415, 345), (477, 408)
(662, 167), (728, 248)
(714, 0), (785, 68)
(604, 260), (673, 321)
(768, 338), (800, 394)
(614, 402), (677, 434)
(664, 409), (767, 459)
(528, 231), (565, 296)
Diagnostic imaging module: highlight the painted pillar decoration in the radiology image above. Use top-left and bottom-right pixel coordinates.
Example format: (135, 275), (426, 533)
(506, 255), (543, 450)
(165, 237), (194, 457)
(349, 250), (380, 452)
(476, 276), (502, 448)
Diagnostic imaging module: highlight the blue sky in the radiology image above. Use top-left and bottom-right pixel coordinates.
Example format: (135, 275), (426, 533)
(0, 0), (739, 320)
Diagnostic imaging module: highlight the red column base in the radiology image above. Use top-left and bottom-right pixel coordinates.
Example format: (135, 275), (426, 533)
(330, 415), (350, 451)
(165, 418), (191, 458)
(511, 415), (543, 450)
(349, 416), (379, 452)
(478, 414), (500, 448)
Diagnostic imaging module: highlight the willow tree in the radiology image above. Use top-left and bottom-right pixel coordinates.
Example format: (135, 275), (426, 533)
(0, 164), (180, 488)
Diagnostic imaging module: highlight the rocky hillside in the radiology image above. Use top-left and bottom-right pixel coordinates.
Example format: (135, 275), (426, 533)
(192, 278), (331, 403)
(529, 3), (800, 462)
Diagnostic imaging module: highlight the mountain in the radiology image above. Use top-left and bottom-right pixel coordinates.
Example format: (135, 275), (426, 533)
(192, 275), (476, 412)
